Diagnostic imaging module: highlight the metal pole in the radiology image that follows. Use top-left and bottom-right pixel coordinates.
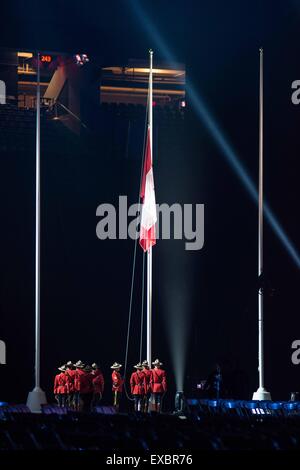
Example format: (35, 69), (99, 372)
(253, 48), (271, 401)
(26, 52), (47, 411)
(258, 47), (264, 391)
(35, 51), (41, 390)
(147, 49), (153, 368)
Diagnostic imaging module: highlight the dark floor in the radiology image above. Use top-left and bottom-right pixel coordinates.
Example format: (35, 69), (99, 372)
(1, 400), (300, 451)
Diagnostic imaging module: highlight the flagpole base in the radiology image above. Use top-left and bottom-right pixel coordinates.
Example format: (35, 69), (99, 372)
(26, 387), (47, 413)
(252, 387), (272, 401)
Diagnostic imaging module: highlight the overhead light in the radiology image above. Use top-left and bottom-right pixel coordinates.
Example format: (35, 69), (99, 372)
(18, 52), (33, 59)
(102, 66), (185, 77)
(75, 54), (89, 66)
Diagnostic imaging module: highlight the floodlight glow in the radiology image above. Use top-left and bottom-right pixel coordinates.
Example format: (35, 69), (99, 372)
(129, 0), (300, 269)
(163, 287), (190, 392)
(187, 83), (300, 269)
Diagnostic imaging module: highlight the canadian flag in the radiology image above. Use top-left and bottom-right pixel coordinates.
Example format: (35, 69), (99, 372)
(139, 127), (157, 252)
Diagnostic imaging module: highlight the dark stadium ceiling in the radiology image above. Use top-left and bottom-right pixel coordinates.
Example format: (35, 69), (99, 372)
(0, 0), (190, 64)
(1, 0), (299, 105)
(1, 0), (296, 67)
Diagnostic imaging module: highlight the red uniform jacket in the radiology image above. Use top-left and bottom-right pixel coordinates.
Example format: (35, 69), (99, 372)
(92, 369), (105, 394)
(142, 368), (152, 393)
(130, 370), (146, 395)
(75, 369), (93, 394)
(112, 370), (123, 393)
(65, 368), (76, 393)
(54, 372), (67, 394)
(150, 368), (167, 394)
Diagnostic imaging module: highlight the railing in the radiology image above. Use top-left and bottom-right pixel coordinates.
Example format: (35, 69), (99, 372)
(53, 100), (88, 130)
(16, 96), (90, 132)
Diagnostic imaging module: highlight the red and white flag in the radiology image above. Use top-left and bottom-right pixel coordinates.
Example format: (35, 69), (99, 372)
(139, 127), (157, 252)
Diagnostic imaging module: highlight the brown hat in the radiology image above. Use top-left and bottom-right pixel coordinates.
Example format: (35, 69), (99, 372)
(58, 365), (66, 372)
(92, 363), (99, 370)
(84, 365), (92, 373)
(134, 362), (143, 369)
(142, 360), (149, 367)
(152, 358), (163, 366)
(111, 362), (122, 369)
(75, 360), (85, 369)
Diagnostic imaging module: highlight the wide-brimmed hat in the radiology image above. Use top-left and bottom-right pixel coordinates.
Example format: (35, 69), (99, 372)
(75, 360), (85, 369)
(92, 363), (99, 370)
(84, 365), (92, 373)
(111, 362), (122, 369)
(152, 359), (163, 366)
(134, 362), (143, 369)
(58, 365), (66, 372)
(142, 360), (149, 367)
(66, 361), (74, 367)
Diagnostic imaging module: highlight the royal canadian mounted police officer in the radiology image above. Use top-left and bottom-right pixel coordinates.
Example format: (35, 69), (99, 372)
(53, 365), (68, 407)
(91, 362), (105, 409)
(111, 362), (124, 412)
(150, 359), (167, 413)
(130, 362), (146, 412)
(65, 361), (76, 408)
(74, 360), (85, 411)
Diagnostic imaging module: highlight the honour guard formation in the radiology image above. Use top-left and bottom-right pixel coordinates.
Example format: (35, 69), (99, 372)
(53, 359), (167, 413)
(54, 361), (105, 412)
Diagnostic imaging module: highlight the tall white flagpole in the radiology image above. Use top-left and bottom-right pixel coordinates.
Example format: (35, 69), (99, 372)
(253, 48), (271, 401)
(146, 49), (153, 368)
(27, 52), (47, 412)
